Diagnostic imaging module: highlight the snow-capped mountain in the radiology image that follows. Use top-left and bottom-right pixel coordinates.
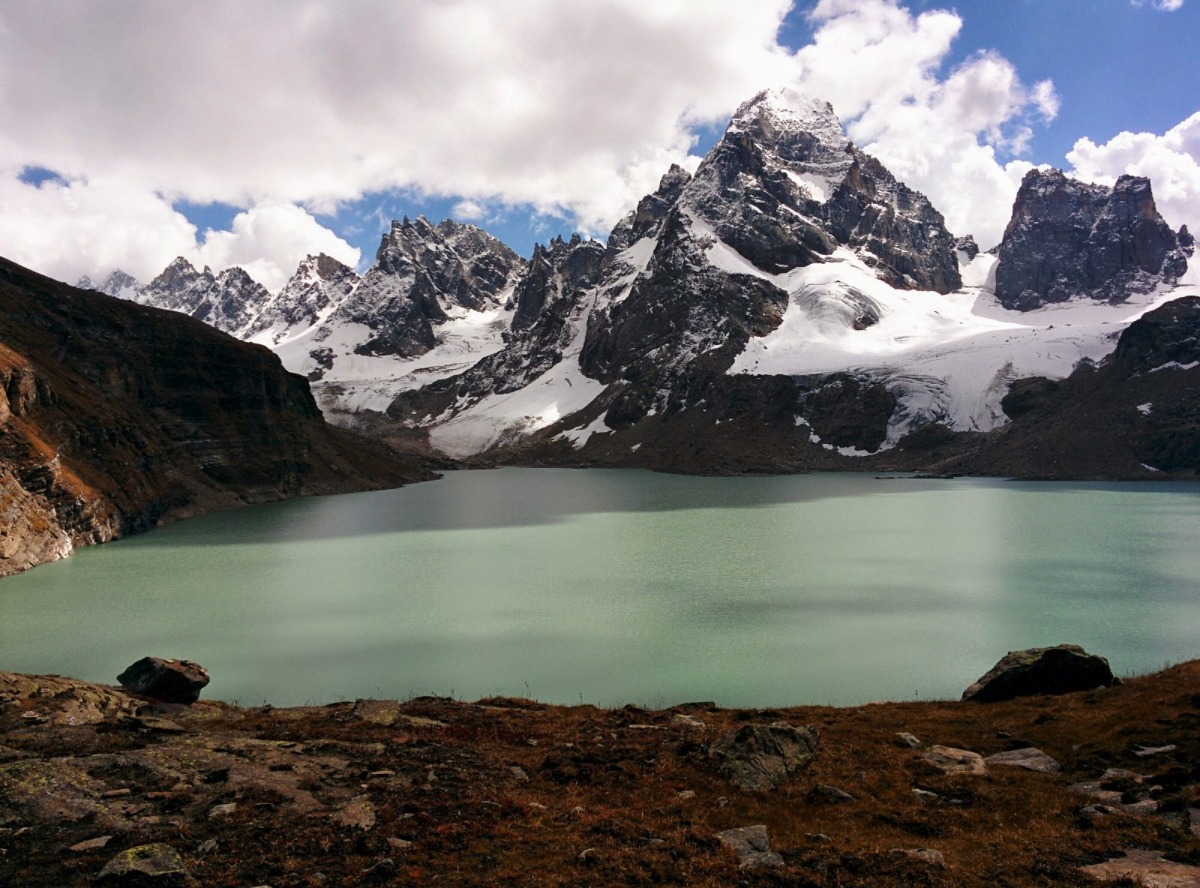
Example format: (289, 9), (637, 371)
(132, 258), (273, 337)
(76, 269), (142, 300)
(273, 216), (524, 412)
(386, 87), (1196, 474)
(75, 87), (1198, 477)
(239, 253), (360, 347)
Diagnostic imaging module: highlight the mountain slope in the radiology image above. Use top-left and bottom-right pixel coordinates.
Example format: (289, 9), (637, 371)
(0, 256), (433, 577)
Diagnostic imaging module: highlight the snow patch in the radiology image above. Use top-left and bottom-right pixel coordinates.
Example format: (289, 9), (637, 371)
(1137, 402), (1153, 415)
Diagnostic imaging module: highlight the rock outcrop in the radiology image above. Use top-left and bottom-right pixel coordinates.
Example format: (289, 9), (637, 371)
(962, 645), (1118, 702)
(710, 722), (819, 791)
(994, 170), (1191, 310)
(0, 256), (433, 577)
(117, 659), (210, 705)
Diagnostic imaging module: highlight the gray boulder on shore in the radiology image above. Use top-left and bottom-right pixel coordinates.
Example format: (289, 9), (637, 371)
(962, 644), (1118, 703)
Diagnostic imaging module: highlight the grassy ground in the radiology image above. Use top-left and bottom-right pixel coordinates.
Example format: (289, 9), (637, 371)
(3, 663), (1200, 885)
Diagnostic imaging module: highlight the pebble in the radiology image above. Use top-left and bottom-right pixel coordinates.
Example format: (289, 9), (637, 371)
(208, 803), (238, 818)
(676, 790), (696, 801)
(894, 732), (922, 749)
(101, 788), (132, 799)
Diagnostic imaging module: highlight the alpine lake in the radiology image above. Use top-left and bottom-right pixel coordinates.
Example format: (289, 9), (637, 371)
(3, 469), (1199, 708)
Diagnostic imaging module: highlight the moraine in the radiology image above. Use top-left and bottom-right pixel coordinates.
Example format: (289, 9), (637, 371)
(3, 469), (1199, 707)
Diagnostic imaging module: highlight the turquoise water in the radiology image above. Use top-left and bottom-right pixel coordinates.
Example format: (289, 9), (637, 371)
(2, 469), (1198, 707)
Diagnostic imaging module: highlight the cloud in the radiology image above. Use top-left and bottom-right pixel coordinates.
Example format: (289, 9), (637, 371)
(1132, 0), (1184, 10)
(0, 0), (1065, 275)
(0, 174), (357, 291)
(1067, 112), (1200, 232)
(794, 0), (1060, 248)
(195, 204), (360, 292)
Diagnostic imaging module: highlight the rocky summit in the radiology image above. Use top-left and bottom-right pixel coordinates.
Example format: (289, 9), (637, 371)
(995, 169), (1193, 310)
(4, 659), (1200, 886)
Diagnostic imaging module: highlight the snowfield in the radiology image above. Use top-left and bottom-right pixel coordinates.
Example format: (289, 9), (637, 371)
(726, 248), (1194, 447)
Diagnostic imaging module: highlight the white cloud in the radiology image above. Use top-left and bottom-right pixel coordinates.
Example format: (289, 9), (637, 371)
(1067, 112), (1200, 233)
(1132, 0), (1184, 10)
(194, 204), (360, 292)
(0, 0), (1069, 274)
(794, 0), (1060, 248)
(0, 174), (357, 291)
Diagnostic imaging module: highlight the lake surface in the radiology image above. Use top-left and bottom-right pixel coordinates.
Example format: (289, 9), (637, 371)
(2, 469), (1199, 708)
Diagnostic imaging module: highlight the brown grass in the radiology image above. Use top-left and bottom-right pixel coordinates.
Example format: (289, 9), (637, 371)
(4, 664), (1200, 886)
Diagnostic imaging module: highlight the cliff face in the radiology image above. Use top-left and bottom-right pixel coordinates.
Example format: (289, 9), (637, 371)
(0, 257), (433, 577)
(994, 170), (1191, 310)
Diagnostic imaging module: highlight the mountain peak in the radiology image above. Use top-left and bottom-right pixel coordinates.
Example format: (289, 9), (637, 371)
(729, 88), (849, 155)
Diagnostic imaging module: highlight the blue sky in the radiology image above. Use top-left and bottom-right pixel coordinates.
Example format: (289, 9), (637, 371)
(1, 0), (1197, 289)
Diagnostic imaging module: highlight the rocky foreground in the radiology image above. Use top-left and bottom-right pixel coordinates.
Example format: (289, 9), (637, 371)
(3, 656), (1200, 886)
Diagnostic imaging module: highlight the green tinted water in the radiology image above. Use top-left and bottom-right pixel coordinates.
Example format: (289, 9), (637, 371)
(2, 469), (1198, 707)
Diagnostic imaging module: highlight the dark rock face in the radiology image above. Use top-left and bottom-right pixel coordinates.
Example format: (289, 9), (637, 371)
(994, 170), (1190, 310)
(680, 91), (960, 292)
(117, 658), (210, 704)
(139, 258), (272, 336)
(388, 235), (608, 431)
(335, 217), (522, 359)
(962, 645), (1118, 702)
(0, 256), (432, 577)
(710, 722), (819, 790)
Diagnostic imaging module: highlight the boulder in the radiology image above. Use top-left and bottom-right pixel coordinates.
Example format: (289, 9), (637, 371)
(117, 658), (210, 704)
(921, 746), (988, 776)
(715, 824), (784, 869)
(96, 843), (190, 885)
(984, 748), (1060, 773)
(711, 722), (819, 791)
(962, 645), (1117, 703)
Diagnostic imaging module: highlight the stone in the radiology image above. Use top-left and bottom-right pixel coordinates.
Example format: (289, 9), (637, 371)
(331, 796), (376, 831)
(912, 788), (940, 802)
(921, 746), (988, 776)
(387, 838), (413, 851)
(893, 848), (945, 867)
(807, 783), (856, 804)
(70, 835), (114, 852)
(894, 732), (922, 749)
(671, 713), (706, 729)
(96, 843), (190, 884)
(984, 748), (1060, 773)
(207, 803), (238, 818)
(1081, 849), (1200, 886)
(715, 824), (785, 870)
(1133, 744), (1178, 758)
(676, 790), (696, 801)
(962, 645), (1117, 702)
(711, 722), (819, 791)
(117, 658), (210, 705)
(509, 766), (529, 783)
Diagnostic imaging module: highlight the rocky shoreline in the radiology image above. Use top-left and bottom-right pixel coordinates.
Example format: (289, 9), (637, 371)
(3, 653), (1200, 886)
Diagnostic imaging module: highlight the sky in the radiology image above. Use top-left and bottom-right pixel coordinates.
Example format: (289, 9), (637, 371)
(0, 0), (1197, 292)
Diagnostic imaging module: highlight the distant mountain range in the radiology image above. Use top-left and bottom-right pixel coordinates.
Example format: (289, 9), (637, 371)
(76, 88), (1198, 478)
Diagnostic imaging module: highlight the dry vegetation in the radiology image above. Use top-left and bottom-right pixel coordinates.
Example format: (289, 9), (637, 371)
(3, 663), (1200, 886)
